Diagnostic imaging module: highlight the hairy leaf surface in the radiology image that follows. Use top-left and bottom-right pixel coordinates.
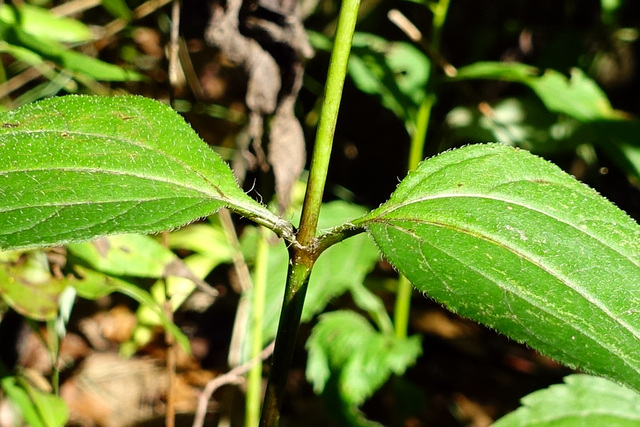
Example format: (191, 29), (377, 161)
(494, 374), (640, 426)
(358, 144), (640, 391)
(0, 95), (288, 250)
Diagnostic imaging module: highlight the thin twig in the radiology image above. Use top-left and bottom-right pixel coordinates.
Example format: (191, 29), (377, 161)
(193, 341), (275, 427)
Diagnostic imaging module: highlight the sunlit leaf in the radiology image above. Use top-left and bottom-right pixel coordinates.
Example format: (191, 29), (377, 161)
(0, 4), (92, 43)
(0, 95), (288, 251)
(450, 62), (618, 121)
(358, 143), (640, 392)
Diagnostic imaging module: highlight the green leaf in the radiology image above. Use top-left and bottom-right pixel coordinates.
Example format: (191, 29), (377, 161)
(0, 24), (141, 81)
(358, 143), (640, 392)
(100, 0), (133, 20)
(494, 374), (640, 426)
(445, 97), (585, 154)
(0, 95), (289, 251)
(0, 251), (67, 320)
(306, 310), (421, 407)
(69, 265), (191, 351)
(1, 375), (69, 427)
(0, 4), (92, 43)
(348, 33), (430, 126)
(450, 62), (617, 121)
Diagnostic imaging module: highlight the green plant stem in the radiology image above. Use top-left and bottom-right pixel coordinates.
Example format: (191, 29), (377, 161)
(246, 227), (270, 427)
(259, 251), (313, 427)
(297, 0), (361, 247)
(259, 0), (360, 425)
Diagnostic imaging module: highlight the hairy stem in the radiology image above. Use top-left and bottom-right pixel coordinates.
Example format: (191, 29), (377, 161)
(297, 0), (361, 247)
(259, 0), (361, 424)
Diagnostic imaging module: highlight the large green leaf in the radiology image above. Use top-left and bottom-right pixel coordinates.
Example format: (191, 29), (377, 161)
(494, 374), (640, 426)
(357, 143), (640, 392)
(0, 95), (289, 251)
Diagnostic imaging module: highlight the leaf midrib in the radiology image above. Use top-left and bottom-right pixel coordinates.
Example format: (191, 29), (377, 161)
(381, 221), (640, 377)
(1, 128), (229, 198)
(369, 192), (640, 270)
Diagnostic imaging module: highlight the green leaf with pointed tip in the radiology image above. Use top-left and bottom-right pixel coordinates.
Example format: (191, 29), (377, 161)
(494, 374), (640, 426)
(0, 4), (93, 43)
(357, 143), (640, 392)
(0, 95), (290, 251)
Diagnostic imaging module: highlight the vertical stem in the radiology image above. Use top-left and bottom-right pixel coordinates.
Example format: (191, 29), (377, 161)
(246, 227), (270, 427)
(260, 0), (361, 425)
(297, 0), (361, 247)
(259, 253), (313, 427)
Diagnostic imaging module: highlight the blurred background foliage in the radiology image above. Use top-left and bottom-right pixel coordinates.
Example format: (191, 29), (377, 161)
(1, 0), (640, 426)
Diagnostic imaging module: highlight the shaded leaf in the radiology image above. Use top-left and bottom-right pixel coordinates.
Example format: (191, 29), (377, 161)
(0, 375), (68, 427)
(306, 310), (421, 407)
(494, 374), (640, 426)
(358, 143), (640, 392)
(348, 33), (430, 127)
(0, 95), (289, 251)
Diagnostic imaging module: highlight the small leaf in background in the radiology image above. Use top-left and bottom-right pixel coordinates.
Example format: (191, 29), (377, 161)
(347, 33), (430, 126)
(69, 266), (190, 352)
(100, 0), (133, 20)
(1, 375), (69, 427)
(358, 143), (640, 393)
(445, 97), (585, 154)
(451, 62), (617, 121)
(306, 311), (421, 410)
(0, 4), (92, 43)
(0, 251), (67, 320)
(494, 374), (640, 426)
(68, 235), (176, 279)
(0, 95), (285, 251)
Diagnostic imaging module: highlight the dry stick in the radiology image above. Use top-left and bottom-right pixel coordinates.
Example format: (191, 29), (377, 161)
(103, 0), (174, 38)
(50, 0), (101, 17)
(219, 209), (255, 367)
(193, 341), (276, 427)
(0, 66), (46, 101)
(164, 3), (182, 427)
(387, 9), (457, 77)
